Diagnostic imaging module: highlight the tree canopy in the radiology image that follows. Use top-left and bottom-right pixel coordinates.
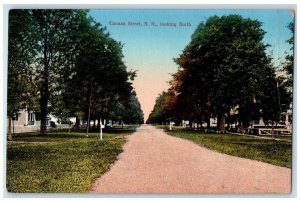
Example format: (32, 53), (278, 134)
(147, 15), (292, 131)
(8, 9), (144, 136)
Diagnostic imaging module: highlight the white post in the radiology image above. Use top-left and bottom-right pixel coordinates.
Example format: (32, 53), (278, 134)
(169, 119), (172, 130)
(100, 118), (103, 140)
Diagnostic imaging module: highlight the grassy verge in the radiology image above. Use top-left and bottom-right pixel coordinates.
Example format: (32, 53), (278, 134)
(6, 126), (138, 193)
(158, 125), (292, 168)
(259, 135), (292, 142)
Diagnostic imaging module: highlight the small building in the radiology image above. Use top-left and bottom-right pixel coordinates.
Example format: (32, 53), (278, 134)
(7, 109), (77, 134)
(7, 110), (52, 133)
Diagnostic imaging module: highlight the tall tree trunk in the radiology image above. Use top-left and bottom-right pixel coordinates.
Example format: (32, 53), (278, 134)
(40, 26), (49, 135)
(86, 81), (92, 135)
(13, 119), (15, 135)
(217, 114), (225, 132)
(8, 117), (12, 140)
(206, 116), (211, 129)
(189, 119), (193, 128)
(271, 121), (274, 138)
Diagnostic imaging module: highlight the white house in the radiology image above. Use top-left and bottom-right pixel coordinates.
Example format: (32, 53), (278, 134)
(7, 110), (59, 133)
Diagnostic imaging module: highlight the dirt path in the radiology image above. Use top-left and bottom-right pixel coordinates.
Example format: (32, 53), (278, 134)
(90, 124), (291, 194)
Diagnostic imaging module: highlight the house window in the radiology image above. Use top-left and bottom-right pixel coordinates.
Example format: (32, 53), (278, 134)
(46, 116), (51, 126)
(12, 113), (20, 121)
(28, 112), (35, 125)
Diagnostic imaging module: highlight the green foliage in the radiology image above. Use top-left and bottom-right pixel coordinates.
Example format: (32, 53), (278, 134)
(54, 10), (138, 131)
(8, 9), (144, 135)
(178, 15), (272, 125)
(122, 91), (144, 124)
(147, 91), (178, 124)
(279, 21), (294, 98)
(6, 128), (137, 193)
(147, 92), (168, 124)
(165, 128), (291, 168)
(8, 10), (39, 116)
(152, 14), (292, 129)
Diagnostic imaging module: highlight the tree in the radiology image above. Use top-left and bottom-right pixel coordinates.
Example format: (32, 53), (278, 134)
(278, 21), (294, 106)
(7, 10), (39, 139)
(27, 10), (82, 134)
(174, 15), (283, 131)
(8, 9), (138, 136)
(283, 21), (294, 90)
(259, 21), (293, 129)
(122, 91), (144, 124)
(169, 64), (211, 128)
(146, 91), (174, 125)
(58, 12), (136, 134)
(259, 73), (290, 127)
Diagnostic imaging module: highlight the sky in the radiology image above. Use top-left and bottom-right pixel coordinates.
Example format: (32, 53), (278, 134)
(89, 10), (294, 121)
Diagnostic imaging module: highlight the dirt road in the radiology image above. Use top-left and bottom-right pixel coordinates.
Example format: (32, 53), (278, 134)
(90, 124), (291, 194)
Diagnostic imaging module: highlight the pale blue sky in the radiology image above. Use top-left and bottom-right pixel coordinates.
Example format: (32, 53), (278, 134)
(89, 10), (294, 120)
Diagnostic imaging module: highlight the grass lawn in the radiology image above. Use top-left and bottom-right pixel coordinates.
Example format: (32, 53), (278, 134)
(157, 125), (292, 168)
(6, 126), (138, 193)
(259, 135), (292, 142)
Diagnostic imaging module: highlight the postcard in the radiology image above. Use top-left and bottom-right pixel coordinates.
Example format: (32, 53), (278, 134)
(5, 8), (294, 195)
